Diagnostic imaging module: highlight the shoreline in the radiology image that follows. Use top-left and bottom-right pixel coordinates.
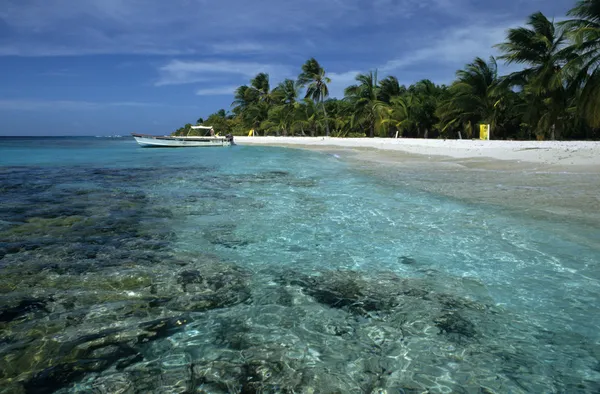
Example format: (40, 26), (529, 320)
(234, 136), (600, 172)
(234, 136), (600, 228)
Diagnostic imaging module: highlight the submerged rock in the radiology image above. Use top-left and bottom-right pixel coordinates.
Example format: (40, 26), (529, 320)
(398, 256), (417, 265)
(137, 315), (192, 344)
(434, 311), (477, 339)
(281, 270), (410, 316)
(167, 268), (251, 312)
(0, 298), (49, 322)
(24, 360), (109, 394)
(88, 373), (134, 394)
(203, 224), (251, 249)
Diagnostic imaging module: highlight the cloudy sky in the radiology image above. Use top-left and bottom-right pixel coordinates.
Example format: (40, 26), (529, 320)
(0, 0), (574, 135)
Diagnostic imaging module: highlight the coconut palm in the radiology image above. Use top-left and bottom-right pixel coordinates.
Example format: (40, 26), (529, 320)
(378, 76), (406, 104)
(407, 80), (442, 138)
(292, 98), (329, 137)
(325, 99), (354, 136)
(437, 57), (506, 137)
(231, 85), (258, 115)
(297, 58), (332, 136)
(496, 12), (572, 139)
(560, 0), (600, 127)
(271, 79), (299, 106)
(243, 101), (270, 134)
(344, 70), (389, 138)
(250, 72), (272, 103)
(383, 95), (416, 138)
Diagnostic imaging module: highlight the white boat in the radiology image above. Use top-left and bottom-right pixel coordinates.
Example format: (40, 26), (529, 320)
(131, 125), (234, 148)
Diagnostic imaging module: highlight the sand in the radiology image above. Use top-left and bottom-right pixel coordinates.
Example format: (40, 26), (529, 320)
(235, 137), (600, 229)
(234, 136), (600, 171)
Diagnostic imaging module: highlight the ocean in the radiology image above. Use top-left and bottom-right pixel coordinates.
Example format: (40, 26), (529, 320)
(1, 136), (599, 393)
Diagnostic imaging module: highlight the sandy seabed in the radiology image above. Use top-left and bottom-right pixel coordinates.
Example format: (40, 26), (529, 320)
(235, 137), (600, 229)
(234, 136), (600, 169)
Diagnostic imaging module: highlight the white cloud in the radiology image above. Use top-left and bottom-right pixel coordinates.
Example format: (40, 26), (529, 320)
(371, 19), (537, 86)
(0, 0), (574, 59)
(0, 0), (442, 57)
(380, 24), (513, 74)
(196, 86), (239, 96)
(155, 59), (292, 86)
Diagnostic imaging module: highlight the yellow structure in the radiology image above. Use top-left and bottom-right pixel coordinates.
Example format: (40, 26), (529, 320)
(248, 129), (256, 136)
(479, 124), (490, 140)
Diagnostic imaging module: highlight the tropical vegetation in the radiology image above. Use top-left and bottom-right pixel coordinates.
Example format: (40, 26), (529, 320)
(174, 0), (600, 140)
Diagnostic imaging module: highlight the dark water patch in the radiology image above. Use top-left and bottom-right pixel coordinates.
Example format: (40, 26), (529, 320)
(434, 311), (477, 340)
(221, 170), (318, 189)
(0, 164), (212, 391)
(204, 224), (252, 249)
(278, 269), (487, 318)
(4, 264), (595, 393)
(20, 315), (191, 394)
(0, 299), (49, 323)
(0, 252), (252, 391)
(399, 256), (417, 265)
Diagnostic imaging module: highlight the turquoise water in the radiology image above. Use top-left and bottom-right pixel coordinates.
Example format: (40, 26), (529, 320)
(1, 137), (599, 393)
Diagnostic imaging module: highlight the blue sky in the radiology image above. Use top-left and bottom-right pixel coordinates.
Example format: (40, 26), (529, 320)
(0, 0), (574, 136)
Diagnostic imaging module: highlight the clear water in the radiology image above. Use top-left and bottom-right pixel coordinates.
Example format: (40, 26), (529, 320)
(1, 137), (599, 393)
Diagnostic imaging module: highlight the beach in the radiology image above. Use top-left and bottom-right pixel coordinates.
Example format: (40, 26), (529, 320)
(235, 136), (600, 227)
(234, 136), (600, 171)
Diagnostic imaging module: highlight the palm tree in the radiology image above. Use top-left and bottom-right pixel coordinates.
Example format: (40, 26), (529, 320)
(244, 101), (270, 134)
(232, 85), (258, 115)
(495, 12), (571, 139)
(378, 76), (406, 104)
(560, 0), (600, 128)
(407, 80), (442, 138)
(250, 72), (271, 103)
(325, 99), (353, 136)
(384, 94), (422, 138)
(437, 57), (505, 138)
(271, 79), (299, 106)
(297, 58), (332, 136)
(268, 79), (299, 136)
(292, 98), (329, 137)
(231, 74), (272, 134)
(344, 70), (389, 138)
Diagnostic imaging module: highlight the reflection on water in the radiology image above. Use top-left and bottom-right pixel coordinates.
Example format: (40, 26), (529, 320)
(1, 139), (599, 393)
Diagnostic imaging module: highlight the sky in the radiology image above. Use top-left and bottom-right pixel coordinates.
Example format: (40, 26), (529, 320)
(0, 0), (575, 136)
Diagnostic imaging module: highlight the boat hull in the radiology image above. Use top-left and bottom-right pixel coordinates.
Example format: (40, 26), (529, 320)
(132, 134), (232, 148)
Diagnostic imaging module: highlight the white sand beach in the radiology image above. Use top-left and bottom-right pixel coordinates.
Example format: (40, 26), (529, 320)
(235, 136), (600, 226)
(235, 136), (600, 170)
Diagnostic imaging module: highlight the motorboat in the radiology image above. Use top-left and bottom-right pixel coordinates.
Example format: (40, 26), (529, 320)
(131, 125), (234, 147)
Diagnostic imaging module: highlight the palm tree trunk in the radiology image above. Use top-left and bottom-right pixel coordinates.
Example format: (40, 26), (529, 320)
(424, 128), (429, 139)
(321, 99), (330, 137)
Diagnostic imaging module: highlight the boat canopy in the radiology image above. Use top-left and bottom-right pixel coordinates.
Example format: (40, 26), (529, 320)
(187, 125), (215, 137)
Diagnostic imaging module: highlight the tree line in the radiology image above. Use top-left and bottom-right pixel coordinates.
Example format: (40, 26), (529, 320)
(173, 0), (600, 140)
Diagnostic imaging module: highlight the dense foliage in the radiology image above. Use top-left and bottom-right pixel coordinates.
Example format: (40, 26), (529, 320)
(174, 0), (600, 140)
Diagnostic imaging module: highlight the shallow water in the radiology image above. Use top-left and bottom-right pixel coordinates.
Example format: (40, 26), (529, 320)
(1, 137), (599, 393)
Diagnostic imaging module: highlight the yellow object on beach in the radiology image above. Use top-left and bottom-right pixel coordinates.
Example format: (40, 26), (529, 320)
(479, 124), (490, 140)
(248, 129), (256, 136)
